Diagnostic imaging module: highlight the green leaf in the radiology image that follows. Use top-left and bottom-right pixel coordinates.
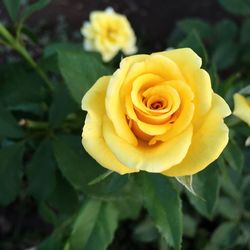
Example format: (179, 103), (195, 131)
(0, 62), (46, 110)
(44, 42), (81, 58)
(133, 217), (159, 243)
(39, 202), (58, 225)
(0, 143), (24, 205)
(187, 164), (220, 219)
(204, 222), (238, 250)
(53, 136), (128, 196)
(37, 232), (63, 250)
(27, 140), (56, 201)
(0, 104), (23, 139)
(222, 138), (244, 171)
(218, 0), (250, 16)
(69, 199), (119, 250)
(3, 0), (21, 22)
(217, 197), (240, 220)
(212, 41), (238, 70)
(183, 214), (198, 238)
(114, 197), (142, 220)
(214, 19), (237, 43)
(88, 170), (114, 185)
(53, 136), (105, 191)
(178, 18), (212, 39)
(241, 19), (250, 44)
(178, 31), (208, 66)
(139, 173), (182, 250)
(49, 83), (77, 128)
(22, 0), (51, 22)
(57, 48), (112, 103)
(46, 172), (79, 216)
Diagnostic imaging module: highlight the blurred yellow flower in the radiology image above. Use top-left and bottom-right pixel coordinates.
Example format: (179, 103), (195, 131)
(233, 93), (250, 126)
(81, 7), (137, 62)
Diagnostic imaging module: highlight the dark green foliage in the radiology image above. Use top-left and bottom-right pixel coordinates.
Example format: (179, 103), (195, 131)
(0, 1), (250, 249)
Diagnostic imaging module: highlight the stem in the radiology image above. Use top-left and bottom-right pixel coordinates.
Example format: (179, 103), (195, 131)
(25, 120), (49, 130)
(0, 23), (53, 91)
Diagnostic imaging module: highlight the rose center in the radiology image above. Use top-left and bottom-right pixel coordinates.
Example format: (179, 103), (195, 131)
(142, 95), (167, 112)
(151, 101), (163, 110)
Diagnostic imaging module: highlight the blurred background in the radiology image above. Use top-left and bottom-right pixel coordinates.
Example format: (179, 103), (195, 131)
(1, 0), (235, 51)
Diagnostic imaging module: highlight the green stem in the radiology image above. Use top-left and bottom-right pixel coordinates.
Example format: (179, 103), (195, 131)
(26, 120), (49, 130)
(0, 23), (53, 91)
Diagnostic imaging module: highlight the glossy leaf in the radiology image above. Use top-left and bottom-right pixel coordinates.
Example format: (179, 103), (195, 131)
(212, 41), (238, 70)
(57, 48), (112, 103)
(241, 19), (250, 44)
(214, 19), (237, 43)
(139, 173), (182, 250)
(37, 232), (63, 250)
(53, 136), (128, 196)
(69, 199), (119, 250)
(49, 83), (77, 128)
(3, 0), (21, 21)
(27, 140), (56, 201)
(46, 172), (79, 216)
(53, 136), (104, 192)
(0, 62), (45, 110)
(222, 138), (244, 171)
(0, 143), (24, 205)
(187, 164), (220, 219)
(178, 18), (212, 39)
(204, 222), (238, 250)
(0, 104), (23, 139)
(22, 0), (51, 21)
(219, 0), (250, 16)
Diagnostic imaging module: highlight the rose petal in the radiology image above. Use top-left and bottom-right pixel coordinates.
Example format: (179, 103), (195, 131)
(158, 48), (213, 129)
(103, 115), (193, 172)
(106, 55), (148, 146)
(233, 93), (250, 126)
(162, 93), (231, 176)
(82, 76), (137, 174)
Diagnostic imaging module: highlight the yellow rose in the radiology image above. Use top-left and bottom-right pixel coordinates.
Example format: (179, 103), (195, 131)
(81, 48), (231, 177)
(233, 93), (250, 126)
(81, 7), (137, 62)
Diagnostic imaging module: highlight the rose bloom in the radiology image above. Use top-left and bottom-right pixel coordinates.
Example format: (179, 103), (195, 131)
(81, 7), (137, 62)
(82, 48), (231, 177)
(233, 93), (250, 126)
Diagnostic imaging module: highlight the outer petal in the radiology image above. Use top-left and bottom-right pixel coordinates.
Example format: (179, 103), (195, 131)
(103, 115), (193, 172)
(233, 93), (250, 126)
(162, 93), (231, 176)
(82, 76), (137, 174)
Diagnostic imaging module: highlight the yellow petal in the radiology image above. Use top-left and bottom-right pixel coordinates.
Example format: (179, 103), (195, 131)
(162, 94), (230, 176)
(150, 80), (195, 142)
(131, 73), (165, 115)
(156, 48), (202, 69)
(125, 95), (172, 136)
(103, 115), (193, 172)
(124, 54), (185, 85)
(106, 55), (148, 146)
(233, 93), (250, 126)
(158, 48), (213, 129)
(82, 76), (137, 174)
